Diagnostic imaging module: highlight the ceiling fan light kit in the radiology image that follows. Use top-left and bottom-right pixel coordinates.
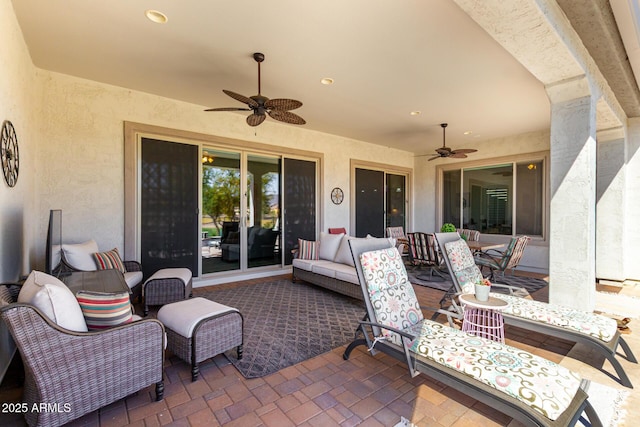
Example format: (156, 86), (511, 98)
(205, 52), (306, 127)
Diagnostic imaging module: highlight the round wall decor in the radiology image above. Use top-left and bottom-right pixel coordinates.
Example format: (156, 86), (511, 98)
(330, 187), (344, 205)
(1, 120), (19, 187)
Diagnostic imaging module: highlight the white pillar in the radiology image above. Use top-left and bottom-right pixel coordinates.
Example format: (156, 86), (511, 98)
(547, 78), (597, 311)
(625, 119), (640, 280)
(596, 128), (626, 281)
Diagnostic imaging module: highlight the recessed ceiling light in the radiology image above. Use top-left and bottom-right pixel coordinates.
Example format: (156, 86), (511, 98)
(145, 10), (168, 24)
(321, 78), (334, 85)
(464, 130), (473, 135)
(410, 111), (421, 116)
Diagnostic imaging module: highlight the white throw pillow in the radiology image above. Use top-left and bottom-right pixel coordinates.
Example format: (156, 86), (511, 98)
(62, 239), (99, 271)
(334, 235), (358, 267)
(319, 232), (344, 261)
(18, 271), (88, 332)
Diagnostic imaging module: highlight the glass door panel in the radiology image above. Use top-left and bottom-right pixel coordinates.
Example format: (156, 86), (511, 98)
(386, 174), (406, 229)
(201, 148), (241, 273)
(355, 168), (385, 237)
(247, 154), (282, 269)
(283, 158), (317, 265)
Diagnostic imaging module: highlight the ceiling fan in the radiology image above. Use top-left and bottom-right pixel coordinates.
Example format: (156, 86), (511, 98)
(204, 52), (306, 127)
(420, 123), (477, 161)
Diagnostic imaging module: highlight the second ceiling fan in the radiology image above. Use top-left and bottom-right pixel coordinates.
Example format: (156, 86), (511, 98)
(421, 123), (477, 161)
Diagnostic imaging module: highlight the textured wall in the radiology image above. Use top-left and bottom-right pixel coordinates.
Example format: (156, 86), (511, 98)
(35, 71), (414, 267)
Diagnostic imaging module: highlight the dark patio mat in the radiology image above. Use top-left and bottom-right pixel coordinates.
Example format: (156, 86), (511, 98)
(197, 279), (365, 378)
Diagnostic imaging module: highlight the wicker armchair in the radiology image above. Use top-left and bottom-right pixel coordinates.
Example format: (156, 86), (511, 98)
(0, 303), (165, 427)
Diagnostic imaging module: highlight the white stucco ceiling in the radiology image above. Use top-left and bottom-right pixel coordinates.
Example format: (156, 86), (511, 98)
(9, 0), (638, 155)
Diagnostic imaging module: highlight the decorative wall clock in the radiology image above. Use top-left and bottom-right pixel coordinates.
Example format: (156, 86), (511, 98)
(1, 120), (19, 187)
(330, 187), (344, 205)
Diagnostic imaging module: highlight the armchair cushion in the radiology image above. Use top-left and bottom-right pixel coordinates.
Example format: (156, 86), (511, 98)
(62, 239), (99, 271)
(18, 270), (88, 332)
(93, 248), (126, 274)
(76, 290), (133, 330)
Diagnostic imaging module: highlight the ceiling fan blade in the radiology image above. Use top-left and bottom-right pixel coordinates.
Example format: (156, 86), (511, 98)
(246, 113), (266, 126)
(204, 107), (252, 112)
(265, 98), (303, 111)
(268, 110), (306, 125)
(223, 90), (259, 108)
(450, 153), (468, 158)
(427, 155), (442, 161)
(451, 148), (477, 154)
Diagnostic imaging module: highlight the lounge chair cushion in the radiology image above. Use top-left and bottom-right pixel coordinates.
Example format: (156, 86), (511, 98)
(359, 247), (583, 421)
(444, 239), (484, 293)
(405, 319), (582, 421)
(359, 247), (423, 346)
(492, 293), (618, 342)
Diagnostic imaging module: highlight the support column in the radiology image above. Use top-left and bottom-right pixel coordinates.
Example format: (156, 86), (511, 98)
(595, 128), (626, 281)
(626, 119), (640, 280)
(547, 78), (597, 311)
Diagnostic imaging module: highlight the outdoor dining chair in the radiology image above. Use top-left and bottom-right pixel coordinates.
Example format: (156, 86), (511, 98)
(474, 235), (530, 280)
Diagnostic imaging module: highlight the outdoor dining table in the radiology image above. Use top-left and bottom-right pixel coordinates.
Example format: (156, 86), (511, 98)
(465, 240), (504, 254)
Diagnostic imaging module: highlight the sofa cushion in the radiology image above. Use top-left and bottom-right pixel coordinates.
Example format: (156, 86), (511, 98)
(292, 258), (334, 272)
(18, 270), (88, 332)
(333, 263), (359, 284)
(311, 263), (338, 278)
(298, 238), (319, 260)
(62, 239), (99, 271)
(334, 235), (357, 266)
(319, 231), (344, 261)
(76, 290), (133, 331)
(93, 248), (126, 274)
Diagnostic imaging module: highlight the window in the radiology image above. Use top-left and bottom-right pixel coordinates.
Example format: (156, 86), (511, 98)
(441, 158), (544, 237)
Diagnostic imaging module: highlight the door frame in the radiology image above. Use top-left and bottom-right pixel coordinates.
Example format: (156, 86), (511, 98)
(124, 122), (323, 276)
(349, 159), (412, 237)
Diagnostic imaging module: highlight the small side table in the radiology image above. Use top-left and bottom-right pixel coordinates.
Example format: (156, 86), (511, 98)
(458, 293), (509, 343)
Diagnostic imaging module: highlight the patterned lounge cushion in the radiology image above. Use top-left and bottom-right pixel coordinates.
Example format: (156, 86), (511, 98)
(297, 238), (319, 260)
(444, 239), (483, 293)
(404, 320), (582, 421)
(359, 247), (423, 346)
(76, 290), (133, 331)
(93, 248), (126, 274)
(492, 293), (617, 342)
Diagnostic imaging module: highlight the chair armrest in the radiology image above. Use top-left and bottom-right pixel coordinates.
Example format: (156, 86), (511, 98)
(419, 305), (463, 327)
(123, 260), (142, 272)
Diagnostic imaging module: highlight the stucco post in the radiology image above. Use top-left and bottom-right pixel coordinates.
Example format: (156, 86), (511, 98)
(546, 77), (597, 310)
(626, 118), (640, 280)
(595, 128), (626, 281)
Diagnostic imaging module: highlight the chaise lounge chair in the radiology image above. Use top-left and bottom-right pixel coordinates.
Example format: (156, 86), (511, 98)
(435, 231), (637, 389)
(342, 238), (601, 427)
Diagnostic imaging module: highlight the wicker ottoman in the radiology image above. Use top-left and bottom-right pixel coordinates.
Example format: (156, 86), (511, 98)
(143, 268), (193, 315)
(157, 297), (243, 381)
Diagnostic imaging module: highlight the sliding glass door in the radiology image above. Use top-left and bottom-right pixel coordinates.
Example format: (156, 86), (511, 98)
(355, 167), (408, 238)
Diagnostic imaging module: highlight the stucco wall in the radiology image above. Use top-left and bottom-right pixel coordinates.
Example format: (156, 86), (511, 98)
(0, 0), (39, 281)
(35, 71), (414, 268)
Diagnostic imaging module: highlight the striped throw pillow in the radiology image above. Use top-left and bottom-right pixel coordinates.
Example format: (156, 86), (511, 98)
(297, 238), (319, 260)
(93, 248), (126, 274)
(76, 290), (133, 330)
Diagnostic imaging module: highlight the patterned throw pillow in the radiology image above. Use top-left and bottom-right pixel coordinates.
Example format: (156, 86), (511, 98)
(76, 290), (133, 330)
(93, 248), (126, 274)
(297, 238), (319, 260)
